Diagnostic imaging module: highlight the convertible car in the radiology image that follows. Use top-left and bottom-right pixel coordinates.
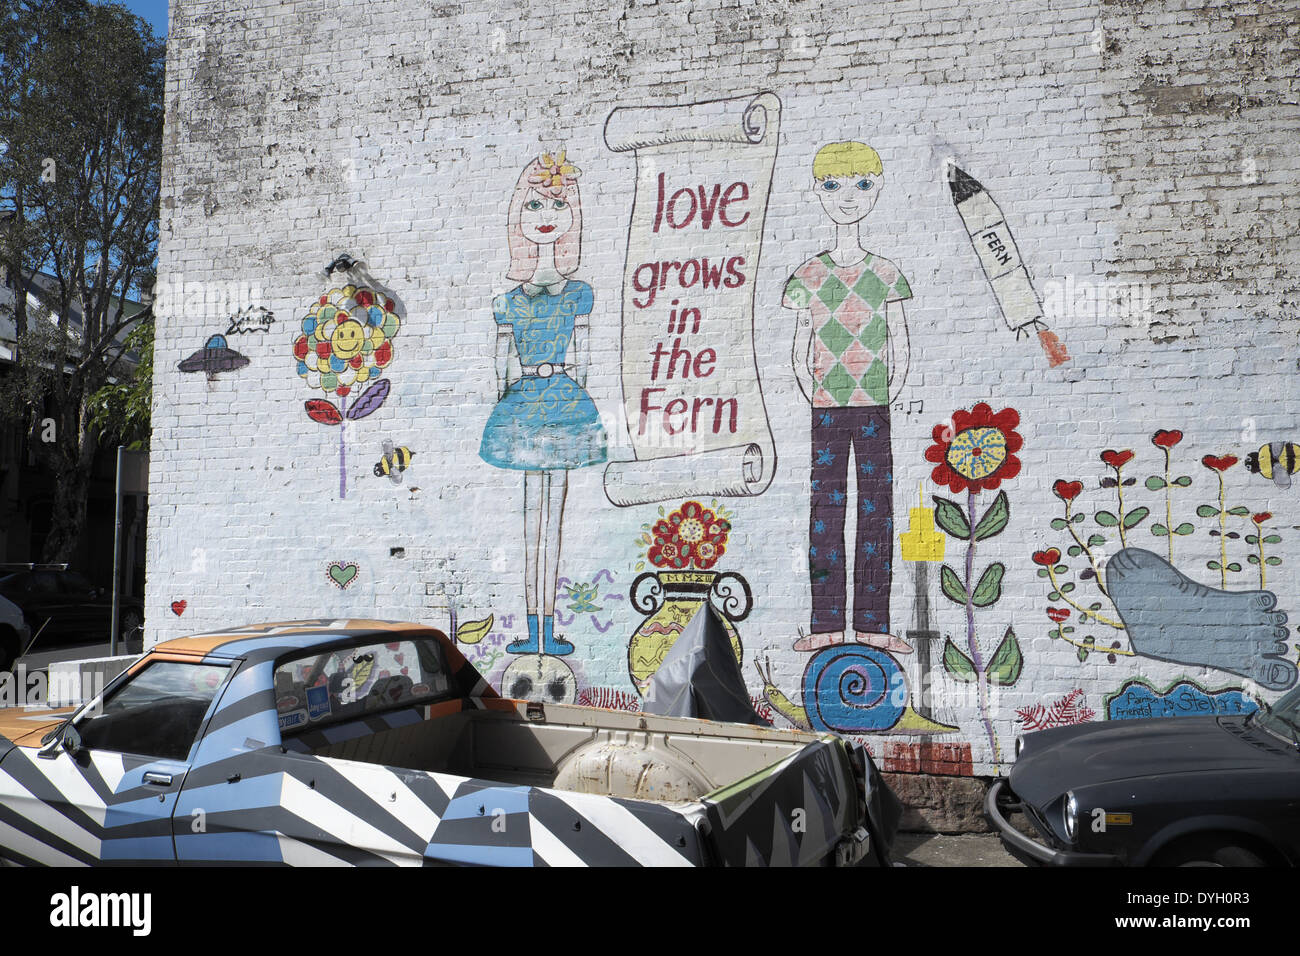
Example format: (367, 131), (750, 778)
(987, 685), (1300, 866)
(0, 619), (895, 867)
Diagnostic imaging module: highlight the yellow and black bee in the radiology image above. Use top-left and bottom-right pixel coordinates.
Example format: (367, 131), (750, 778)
(1246, 442), (1300, 490)
(374, 440), (415, 484)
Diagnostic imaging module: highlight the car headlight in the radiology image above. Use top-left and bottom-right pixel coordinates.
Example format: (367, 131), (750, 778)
(1064, 791), (1079, 842)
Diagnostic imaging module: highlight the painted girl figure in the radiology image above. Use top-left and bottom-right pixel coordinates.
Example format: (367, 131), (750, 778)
(479, 151), (607, 656)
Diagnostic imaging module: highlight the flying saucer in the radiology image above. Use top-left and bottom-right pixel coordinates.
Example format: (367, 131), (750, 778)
(178, 333), (250, 380)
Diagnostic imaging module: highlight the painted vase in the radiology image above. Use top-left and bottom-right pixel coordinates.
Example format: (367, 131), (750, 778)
(627, 569), (752, 695)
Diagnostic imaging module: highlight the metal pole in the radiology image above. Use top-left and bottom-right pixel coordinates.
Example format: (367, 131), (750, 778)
(110, 446), (123, 656)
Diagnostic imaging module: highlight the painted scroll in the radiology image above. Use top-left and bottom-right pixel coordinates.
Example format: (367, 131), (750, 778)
(602, 93), (780, 507)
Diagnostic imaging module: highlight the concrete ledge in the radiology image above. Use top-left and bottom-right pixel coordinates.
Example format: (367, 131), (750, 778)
(46, 655), (137, 707)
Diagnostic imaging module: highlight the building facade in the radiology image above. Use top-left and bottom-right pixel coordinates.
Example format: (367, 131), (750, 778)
(150, 0), (1300, 778)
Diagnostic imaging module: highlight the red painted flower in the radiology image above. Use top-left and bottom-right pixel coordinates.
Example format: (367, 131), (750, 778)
(1032, 548), (1062, 566)
(1152, 429), (1183, 449)
(648, 501), (731, 571)
(1046, 607), (1070, 623)
(1052, 479), (1083, 502)
(1202, 454), (1238, 473)
(1252, 512), (1272, 525)
(925, 403), (1023, 494)
(1100, 449), (1134, 468)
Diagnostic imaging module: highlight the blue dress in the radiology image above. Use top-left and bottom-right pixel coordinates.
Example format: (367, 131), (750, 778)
(479, 280), (608, 470)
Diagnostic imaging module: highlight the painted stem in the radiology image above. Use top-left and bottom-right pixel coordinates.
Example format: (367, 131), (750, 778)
(1046, 567), (1125, 629)
(1053, 625), (1135, 657)
(1217, 473), (1227, 588)
(1258, 533), (1267, 589)
(1114, 464), (1128, 548)
(339, 393), (348, 499)
(1064, 500), (1109, 598)
(1163, 448), (1174, 564)
(965, 489), (999, 764)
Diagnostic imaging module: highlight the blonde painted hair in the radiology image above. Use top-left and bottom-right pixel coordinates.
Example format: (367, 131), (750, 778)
(812, 141), (883, 181)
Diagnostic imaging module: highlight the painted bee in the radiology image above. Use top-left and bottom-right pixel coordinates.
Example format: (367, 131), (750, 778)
(1246, 442), (1300, 490)
(373, 440), (415, 484)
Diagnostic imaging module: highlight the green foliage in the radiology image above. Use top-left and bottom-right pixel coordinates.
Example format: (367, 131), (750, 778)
(942, 639), (976, 683)
(1095, 510), (1119, 527)
(940, 564), (967, 604)
(973, 491), (1009, 541)
(87, 315), (153, 449)
(1196, 505), (1220, 517)
(971, 563), (1005, 607)
(986, 627), (1022, 685)
(933, 496), (970, 539)
(1145, 476), (1166, 490)
(1172, 475), (1192, 486)
(1122, 506), (1150, 529)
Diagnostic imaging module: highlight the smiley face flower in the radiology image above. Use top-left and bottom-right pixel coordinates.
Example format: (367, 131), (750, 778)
(293, 285), (399, 398)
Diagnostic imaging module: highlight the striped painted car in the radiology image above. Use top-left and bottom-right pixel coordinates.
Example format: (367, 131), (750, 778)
(0, 620), (888, 866)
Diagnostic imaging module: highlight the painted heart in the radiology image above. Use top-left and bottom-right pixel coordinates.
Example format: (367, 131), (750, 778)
(1100, 449), (1134, 468)
(171, 600), (187, 616)
(1047, 607), (1070, 623)
(1151, 429), (1183, 449)
(1032, 548), (1062, 567)
(327, 561), (359, 589)
(1202, 454), (1238, 472)
(1052, 480), (1083, 502)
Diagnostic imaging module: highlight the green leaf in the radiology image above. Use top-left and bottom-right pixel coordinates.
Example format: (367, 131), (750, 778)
(1227, 506), (1250, 516)
(1036, 568), (1049, 578)
(1070, 512), (1084, 523)
(1247, 554), (1260, 564)
(1266, 556), (1283, 566)
(1227, 563), (1242, 572)
(942, 639), (977, 683)
(1050, 517), (1068, 531)
(1174, 523), (1195, 535)
(1145, 476), (1167, 490)
(1077, 644), (1091, 663)
(1053, 564), (1068, 574)
(1087, 534), (1107, 547)
(971, 563), (1005, 607)
(1047, 591), (1061, 601)
(986, 627), (1023, 685)
(940, 564), (967, 604)
(973, 491), (1010, 541)
(1122, 506), (1150, 529)
(1264, 534), (1282, 544)
(1060, 582), (1075, 593)
(1245, 534), (1259, 545)
(1067, 545), (1083, 556)
(1172, 475), (1192, 486)
(1089, 602), (1103, 611)
(1063, 626), (1074, 634)
(933, 497), (971, 538)
(1151, 523), (1169, 536)
(1207, 560), (1222, 570)
(1196, 505), (1220, 517)
(1095, 511), (1119, 527)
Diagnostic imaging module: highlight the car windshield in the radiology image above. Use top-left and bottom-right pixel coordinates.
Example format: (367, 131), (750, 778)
(1252, 685), (1300, 746)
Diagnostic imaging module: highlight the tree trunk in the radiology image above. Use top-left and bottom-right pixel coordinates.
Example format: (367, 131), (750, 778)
(41, 396), (97, 564)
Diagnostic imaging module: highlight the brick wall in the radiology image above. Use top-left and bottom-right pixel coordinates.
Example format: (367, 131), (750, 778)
(149, 0), (1300, 775)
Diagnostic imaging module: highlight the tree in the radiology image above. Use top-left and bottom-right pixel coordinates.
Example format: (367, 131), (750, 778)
(0, 0), (162, 561)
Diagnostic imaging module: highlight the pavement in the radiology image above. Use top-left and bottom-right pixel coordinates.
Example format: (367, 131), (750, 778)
(893, 831), (1024, 867)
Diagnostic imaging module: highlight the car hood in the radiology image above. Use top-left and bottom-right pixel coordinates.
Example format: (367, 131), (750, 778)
(1009, 717), (1285, 804)
(0, 706), (76, 748)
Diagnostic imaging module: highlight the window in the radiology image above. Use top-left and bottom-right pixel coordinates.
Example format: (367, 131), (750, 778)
(274, 639), (451, 734)
(76, 661), (230, 761)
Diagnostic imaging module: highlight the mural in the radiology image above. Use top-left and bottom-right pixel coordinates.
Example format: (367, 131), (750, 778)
(1034, 429), (1297, 692)
(325, 561), (359, 590)
(628, 500), (749, 694)
(602, 92), (780, 506)
(1106, 678), (1258, 721)
(178, 333), (249, 381)
(926, 402), (1025, 763)
(1245, 442), (1299, 490)
(224, 305), (275, 336)
(478, 150), (605, 666)
(170, 600), (187, 616)
(292, 272), (400, 499)
(373, 440), (415, 484)
(555, 569), (621, 634)
(946, 164), (1069, 368)
(1016, 689), (1096, 731)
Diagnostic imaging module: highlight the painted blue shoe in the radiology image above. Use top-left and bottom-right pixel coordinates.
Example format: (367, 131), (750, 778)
(541, 616), (573, 656)
(507, 614), (541, 655)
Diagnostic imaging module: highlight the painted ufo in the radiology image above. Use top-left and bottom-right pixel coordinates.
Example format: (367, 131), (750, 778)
(178, 334), (250, 380)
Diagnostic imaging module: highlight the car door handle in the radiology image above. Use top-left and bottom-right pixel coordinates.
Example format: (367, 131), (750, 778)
(143, 772), (173, 787)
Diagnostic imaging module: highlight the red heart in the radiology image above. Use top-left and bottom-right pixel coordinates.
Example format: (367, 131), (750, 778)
(1151, 429), (1183, 448)
(1052, 480), (1083, 502)
(1032, 548), (1062, 566)
(1202, 454), (1238, 472)
(171, 600), (187, 616)
(1047, 607), (1070, 623)
(1100, 449), (1134, 468)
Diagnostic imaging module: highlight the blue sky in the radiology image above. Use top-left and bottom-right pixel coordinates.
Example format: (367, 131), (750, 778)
(111, 0), (169, 38)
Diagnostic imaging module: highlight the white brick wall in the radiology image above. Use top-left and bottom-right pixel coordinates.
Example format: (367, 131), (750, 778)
(149, 0), (1300, 774)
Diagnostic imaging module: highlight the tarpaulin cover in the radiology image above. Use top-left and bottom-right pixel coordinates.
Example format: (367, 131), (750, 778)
(643, 603), (768, 725)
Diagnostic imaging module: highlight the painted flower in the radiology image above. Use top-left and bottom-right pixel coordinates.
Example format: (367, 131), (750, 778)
(1252, 512), (1272, 525)
(528, 150), (579, 195)
(1100, 449), (1134, 468)
(1031, 548), (1061, 566)
(925, 403), (1023, 494)
(1151, 429), (1183, 449)
(293, 285), (399, 397)
(1202, 454), (1238, 473)
(1052, 479), (1083, 502)
(648, 501), (731, 570)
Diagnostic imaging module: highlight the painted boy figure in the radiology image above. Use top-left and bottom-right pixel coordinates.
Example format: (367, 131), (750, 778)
(782, 142), (912, 654)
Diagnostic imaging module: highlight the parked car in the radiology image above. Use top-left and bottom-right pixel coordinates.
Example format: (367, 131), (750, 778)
(0, 619), (896, 866)
(0, 567), (143, 670)
(0, 596), (30, 674)
(986, 689), (1300, 866)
